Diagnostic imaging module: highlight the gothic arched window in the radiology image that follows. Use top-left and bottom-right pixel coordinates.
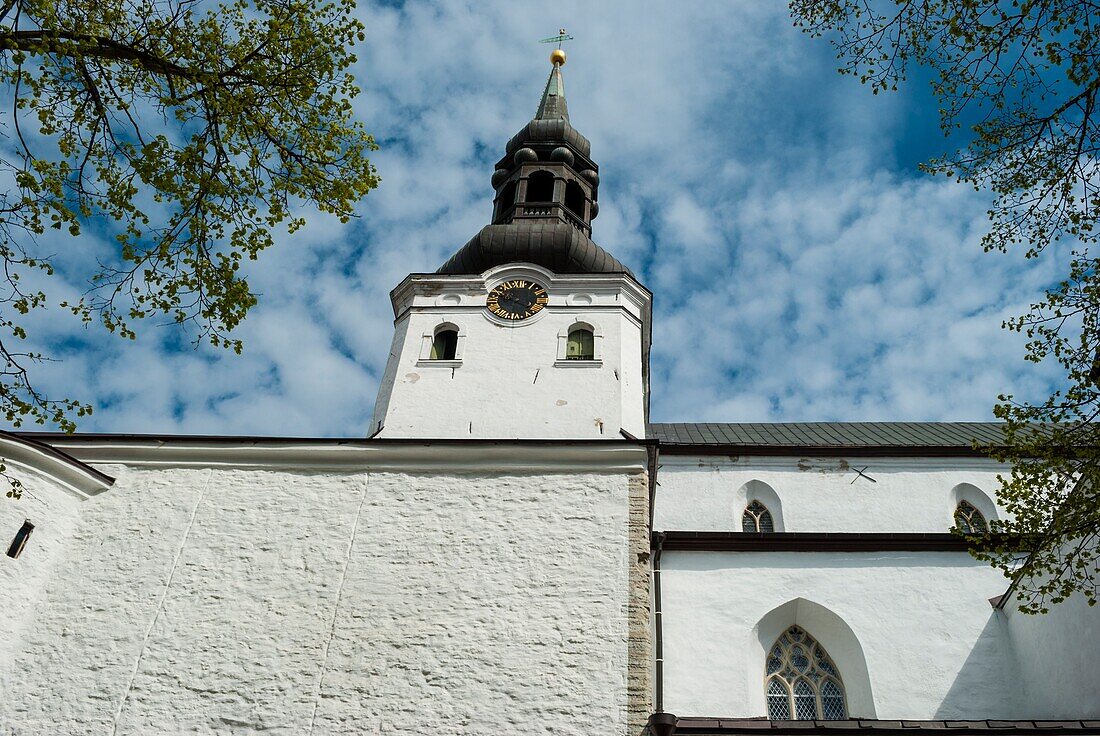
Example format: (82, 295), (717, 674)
(742, 500), (774, 533)
(429, 329), (458, 360)
(766, 626), (847, 720)
(954, 500), (987, 534)
(566, 327), (594, 360)
(525, 170), (555, 203)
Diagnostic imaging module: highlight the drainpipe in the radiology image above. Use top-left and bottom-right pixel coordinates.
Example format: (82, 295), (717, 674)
(649, 530), (676, 734)
(653, 530), (665, 711)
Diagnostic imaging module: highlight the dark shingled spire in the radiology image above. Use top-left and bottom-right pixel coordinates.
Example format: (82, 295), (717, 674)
(437, 53), (632, 277)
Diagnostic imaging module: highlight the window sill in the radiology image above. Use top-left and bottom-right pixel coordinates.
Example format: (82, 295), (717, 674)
(554, 359), (602, 368)
(416, 359), (462, 368)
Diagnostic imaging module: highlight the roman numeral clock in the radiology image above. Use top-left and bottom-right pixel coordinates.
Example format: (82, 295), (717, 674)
(485, 279), (550, 321)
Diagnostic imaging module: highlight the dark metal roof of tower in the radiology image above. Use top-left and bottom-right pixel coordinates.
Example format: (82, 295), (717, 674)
(436, 54), (630, 277)
(437, 222), (632, 276)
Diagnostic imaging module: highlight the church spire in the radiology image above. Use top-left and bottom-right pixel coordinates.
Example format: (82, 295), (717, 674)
(436, 46), (633, 277)
(535, 52), (569, 121)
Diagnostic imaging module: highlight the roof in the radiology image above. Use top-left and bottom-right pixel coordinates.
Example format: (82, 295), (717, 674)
(647, 422), (1010, 455)
(437, 221), (633, 276)
(672, 718), (1100, 734)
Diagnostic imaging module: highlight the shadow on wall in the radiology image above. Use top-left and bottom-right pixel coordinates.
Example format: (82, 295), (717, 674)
(754, 598), (877, 718)
(933, 612), (1021, 719)
(1001, 590), (1100, 718)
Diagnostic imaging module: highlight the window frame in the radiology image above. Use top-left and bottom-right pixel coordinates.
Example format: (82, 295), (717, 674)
(555, 319), (603, 366)
(417, 322), (466, 366)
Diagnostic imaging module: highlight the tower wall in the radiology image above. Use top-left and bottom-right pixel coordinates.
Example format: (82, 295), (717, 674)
(371, 264), (650, 440)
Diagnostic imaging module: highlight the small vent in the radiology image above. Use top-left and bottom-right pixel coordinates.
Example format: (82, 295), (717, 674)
(6, 520), (34, 559)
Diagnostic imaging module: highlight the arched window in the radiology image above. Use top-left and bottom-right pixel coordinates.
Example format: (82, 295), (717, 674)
(766, 626), (847, 721)
(525, 170), (555, 203)
(564, 180), (586, 217)
(566, 327), (594, 360)
(495, 180), (517, 223)
(954, 500), (987, 534)
(429, 329), (458, 360)
(742, 500), (774, 532)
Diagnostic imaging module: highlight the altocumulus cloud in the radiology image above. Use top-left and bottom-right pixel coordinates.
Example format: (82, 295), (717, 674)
(11, 0), (1064, 434)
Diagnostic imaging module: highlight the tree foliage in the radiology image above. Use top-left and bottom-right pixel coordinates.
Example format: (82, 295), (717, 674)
(790, 0), (1099, 613)
(0, 0), (378, 432)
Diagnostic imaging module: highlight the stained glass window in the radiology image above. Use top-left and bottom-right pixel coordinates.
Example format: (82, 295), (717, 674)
(954, 500), (987, 534)
(765, 626), (847, 720)
(742, 500), (774, 532)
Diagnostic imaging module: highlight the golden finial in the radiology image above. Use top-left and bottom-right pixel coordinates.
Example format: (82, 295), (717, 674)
(539, 28), (573, 66)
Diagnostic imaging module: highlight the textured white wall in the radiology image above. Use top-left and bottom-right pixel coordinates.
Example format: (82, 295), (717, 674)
(653, 455), (1007, 533)
(371, 264), (649, 440)
(0, 466), (84, 671)
(659, 551), (1020, 719)
(0, 464), (641, 735)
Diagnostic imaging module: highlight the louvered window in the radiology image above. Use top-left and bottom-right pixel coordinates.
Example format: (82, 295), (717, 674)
(765, 626), (847, 720)
(954, 500), (987, 533)
(742, 500), (774, 532)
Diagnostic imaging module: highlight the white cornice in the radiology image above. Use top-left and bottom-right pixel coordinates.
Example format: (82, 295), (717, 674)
(40, 438), (649, 473)
(389, 264), (652, 319)
(0, 434), (114, 498)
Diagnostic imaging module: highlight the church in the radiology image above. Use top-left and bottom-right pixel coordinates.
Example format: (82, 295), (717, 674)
(1, 50), (1098, 735)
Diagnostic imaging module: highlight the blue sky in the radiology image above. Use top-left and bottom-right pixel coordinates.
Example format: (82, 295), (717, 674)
(13, 1), (1066, 435)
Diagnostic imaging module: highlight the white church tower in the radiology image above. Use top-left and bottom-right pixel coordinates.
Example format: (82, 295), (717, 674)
(370, 50), (651, 440)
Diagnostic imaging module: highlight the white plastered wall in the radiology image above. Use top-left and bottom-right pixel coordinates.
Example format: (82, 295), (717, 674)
(0, 458), (642, 735)
(654, 454), (1100, 719)
(371, 263), (650, 439)
(653, 455), (1008, 533)
(660, 550), (1020, 719)
(0, 466), (84, 668)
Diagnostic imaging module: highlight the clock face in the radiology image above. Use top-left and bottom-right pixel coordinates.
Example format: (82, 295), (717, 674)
(486, 279), (549, 321)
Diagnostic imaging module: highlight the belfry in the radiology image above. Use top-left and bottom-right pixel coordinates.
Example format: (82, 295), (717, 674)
(371, 49), (650, 440)
(0, 45), (1097, 736)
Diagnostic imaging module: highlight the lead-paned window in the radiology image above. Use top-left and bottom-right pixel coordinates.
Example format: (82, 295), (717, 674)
(765, 626), (847, 720)
(954, 500), (987, 534)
